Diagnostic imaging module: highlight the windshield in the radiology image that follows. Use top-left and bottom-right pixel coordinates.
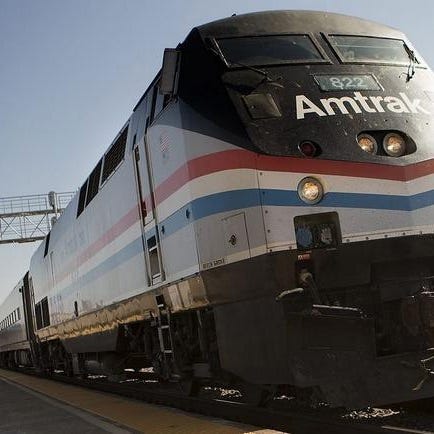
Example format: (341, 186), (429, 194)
(216, 35), (324, 66)
(329, 35), (418, 65)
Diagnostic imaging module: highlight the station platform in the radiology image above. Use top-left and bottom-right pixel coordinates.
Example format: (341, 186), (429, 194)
(0, 369), (282, 434)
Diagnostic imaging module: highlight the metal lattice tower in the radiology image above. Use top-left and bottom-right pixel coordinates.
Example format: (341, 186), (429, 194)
(0, 191), (75, 244)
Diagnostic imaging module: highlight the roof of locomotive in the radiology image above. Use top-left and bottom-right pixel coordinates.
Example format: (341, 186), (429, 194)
(195, 10), (405, 40)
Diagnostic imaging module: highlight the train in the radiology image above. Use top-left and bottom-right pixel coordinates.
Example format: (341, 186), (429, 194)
(1, 10), (434, 408)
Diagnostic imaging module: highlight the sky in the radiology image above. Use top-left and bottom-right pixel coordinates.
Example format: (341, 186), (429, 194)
(0, 0), (433, 302)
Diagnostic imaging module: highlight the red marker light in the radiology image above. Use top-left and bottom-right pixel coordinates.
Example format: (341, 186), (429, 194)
(299, 141), (318, 157)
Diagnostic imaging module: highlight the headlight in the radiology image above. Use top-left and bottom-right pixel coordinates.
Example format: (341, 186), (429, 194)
(357, 133), (377, 154)
(298, 177), (324, 205)
(383, 132), (406, 157)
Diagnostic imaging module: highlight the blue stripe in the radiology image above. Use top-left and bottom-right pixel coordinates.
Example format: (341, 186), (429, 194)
(260, 189), (434, 211)
(158, 187), (434, 239)
(294, 189), (434, 211)
(160, 189), (261, 238)
(61, 237), (144, 298)
(57, 187), (434, 301)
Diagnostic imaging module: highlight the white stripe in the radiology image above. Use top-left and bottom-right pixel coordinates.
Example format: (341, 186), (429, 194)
(256, 224), (434, 254)
(157, 168), (258, 221)
(157, 166), (434, 222)
(259, 170), (434, 196)
(53, 222), (143, 295)
(263, 204), (434, 250)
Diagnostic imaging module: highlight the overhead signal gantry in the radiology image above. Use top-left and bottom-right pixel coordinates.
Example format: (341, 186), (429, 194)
(0, 191), (74, 244)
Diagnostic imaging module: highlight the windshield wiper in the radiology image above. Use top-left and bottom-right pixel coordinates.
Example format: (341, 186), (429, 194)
(228, 61), (284, 88)
(403, 43), (418, 82)
(206, 42), (283, 88)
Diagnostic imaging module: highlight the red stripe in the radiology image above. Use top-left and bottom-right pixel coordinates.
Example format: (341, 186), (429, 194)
(257, 154), (434, 181)
(77, 206), (140, 266)
(56, 206), (141, 283)
(153, 150), (257, 204)
(55, 150), (434, 285)
(152, 149), (434, 206)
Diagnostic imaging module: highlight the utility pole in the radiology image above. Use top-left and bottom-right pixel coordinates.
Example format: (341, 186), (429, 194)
(0, 191), (75, 244)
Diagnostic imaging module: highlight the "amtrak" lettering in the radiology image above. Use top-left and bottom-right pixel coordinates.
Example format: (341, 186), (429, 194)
(296, 92), (430, 119)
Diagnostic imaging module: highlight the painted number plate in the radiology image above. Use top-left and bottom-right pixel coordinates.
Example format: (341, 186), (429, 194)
(314, 74), (381, 91)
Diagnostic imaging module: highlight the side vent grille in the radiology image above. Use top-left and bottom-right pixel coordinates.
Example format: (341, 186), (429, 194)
(76, 181), (88, 217)
(85, 159), (102, 206)
(101, 126), (128, 184)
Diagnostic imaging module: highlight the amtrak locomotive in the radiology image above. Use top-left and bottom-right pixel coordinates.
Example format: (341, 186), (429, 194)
(1, 10), (434, 408)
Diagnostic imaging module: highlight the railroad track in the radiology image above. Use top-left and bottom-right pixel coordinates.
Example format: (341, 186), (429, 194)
(3, 367), (432, 434)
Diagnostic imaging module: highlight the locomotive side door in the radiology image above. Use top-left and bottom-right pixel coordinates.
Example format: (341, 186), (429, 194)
(133, 113), (165, 286)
